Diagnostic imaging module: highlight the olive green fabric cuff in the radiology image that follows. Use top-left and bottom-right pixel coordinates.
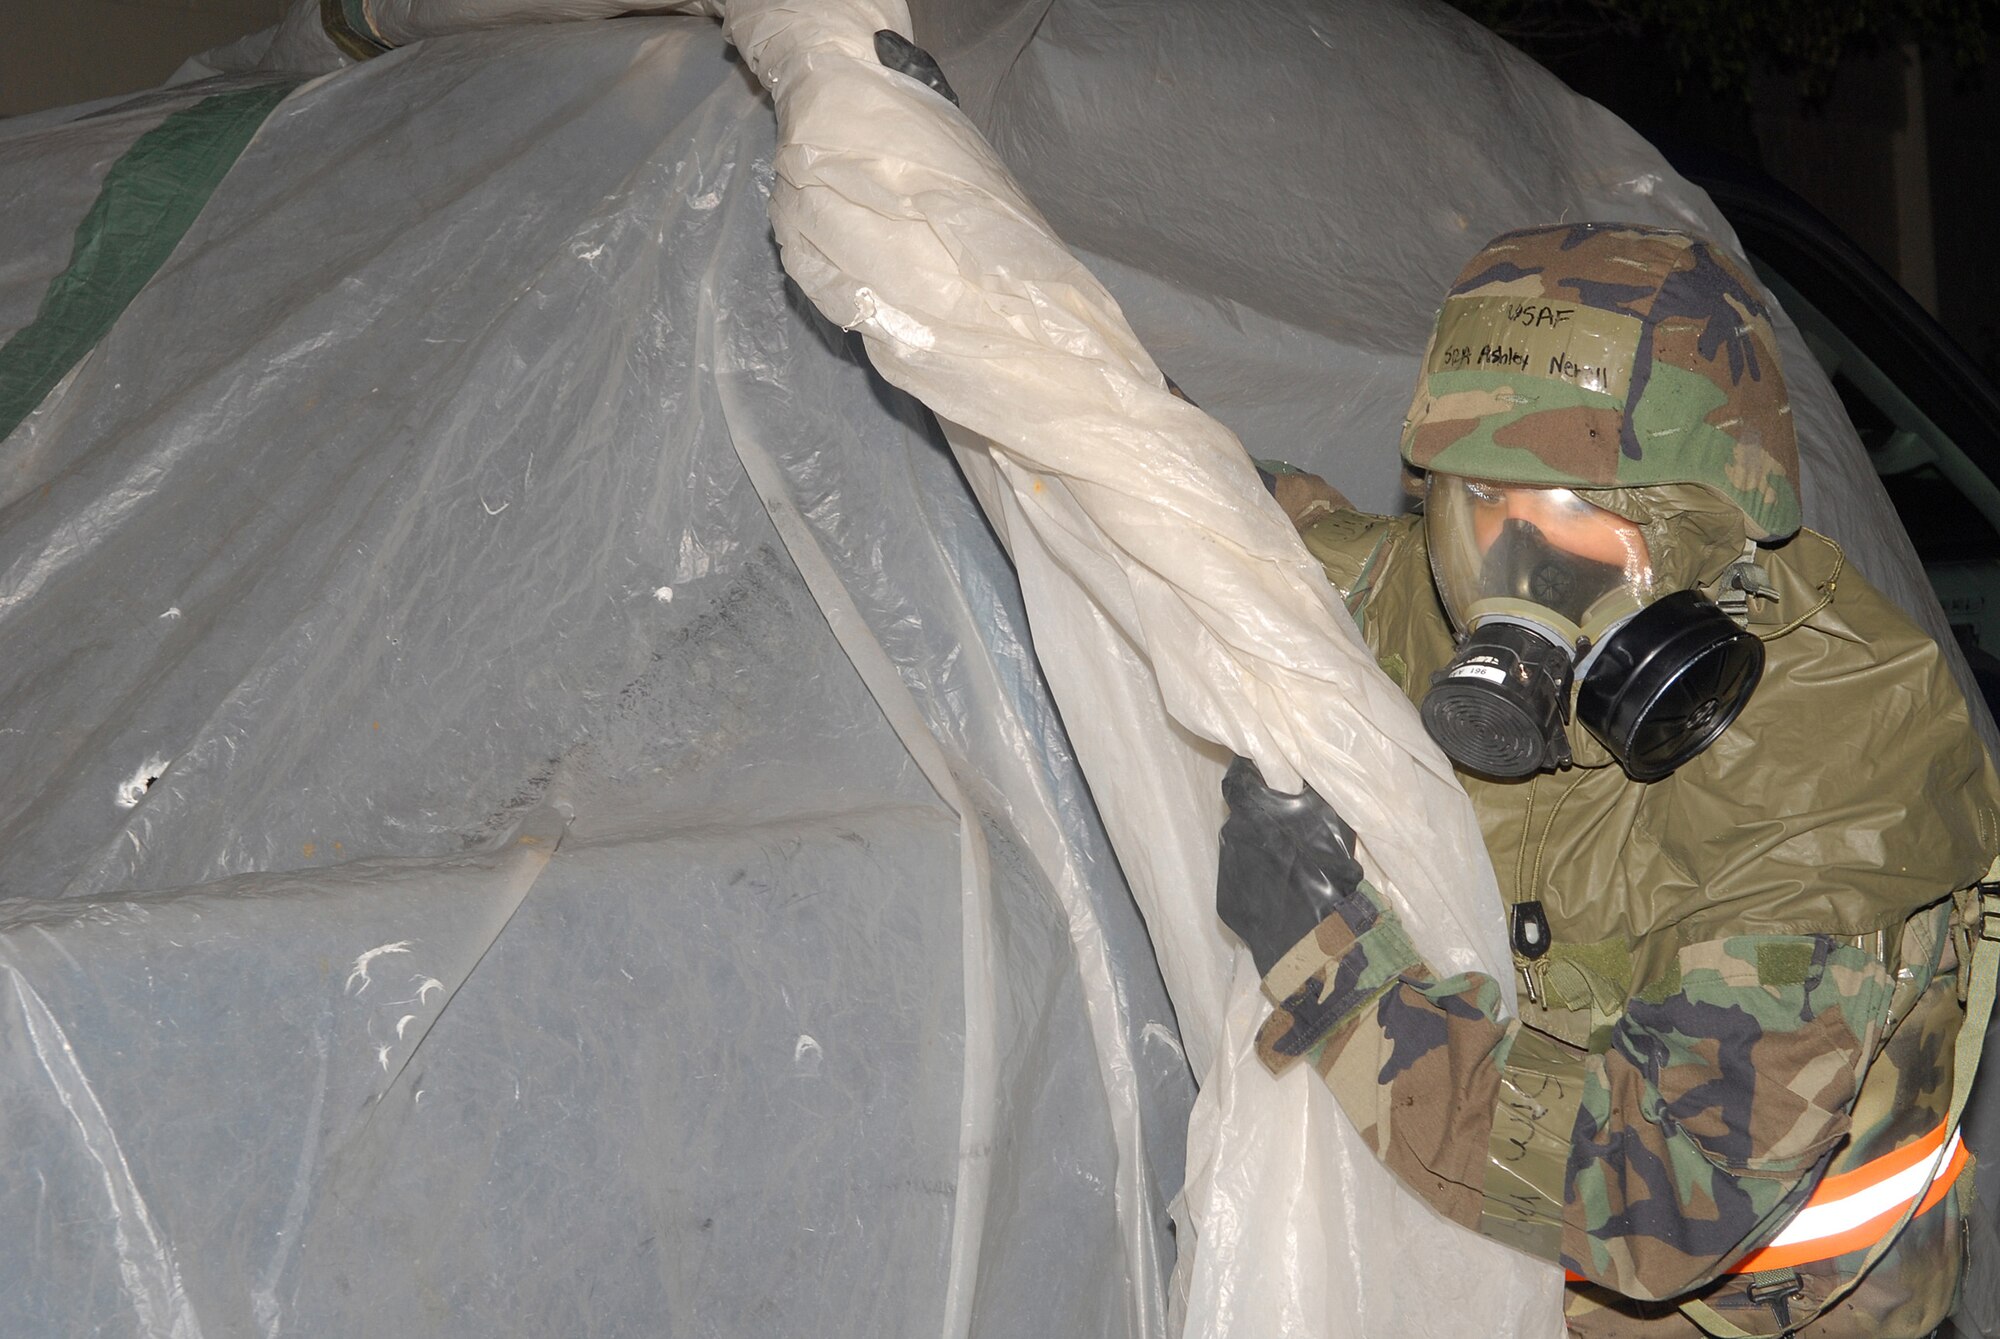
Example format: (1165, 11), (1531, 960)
(1478, 1025), (1587, 1261)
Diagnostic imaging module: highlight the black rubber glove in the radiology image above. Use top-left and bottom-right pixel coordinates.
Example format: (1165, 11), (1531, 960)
(1216, 755), (1366, 976)
(874, 31), (960, 106)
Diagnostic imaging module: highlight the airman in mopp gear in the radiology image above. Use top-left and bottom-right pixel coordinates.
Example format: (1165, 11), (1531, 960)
(1219, 223), (2000, 1337)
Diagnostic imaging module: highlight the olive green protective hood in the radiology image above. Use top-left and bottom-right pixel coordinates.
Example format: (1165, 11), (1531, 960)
(1304, 505), (2000, 967)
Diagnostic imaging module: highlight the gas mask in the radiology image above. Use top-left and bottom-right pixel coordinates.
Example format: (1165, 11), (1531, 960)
(1418, 477), (1763, 782)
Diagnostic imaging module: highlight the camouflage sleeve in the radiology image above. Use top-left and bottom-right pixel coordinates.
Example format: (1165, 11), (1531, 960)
(1254, 893), (1896, 1301)
(1254, 886), (1527, 1231)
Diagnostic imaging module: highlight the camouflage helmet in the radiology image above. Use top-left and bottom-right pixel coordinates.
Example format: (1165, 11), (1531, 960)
(1400, 223), (1800, 539)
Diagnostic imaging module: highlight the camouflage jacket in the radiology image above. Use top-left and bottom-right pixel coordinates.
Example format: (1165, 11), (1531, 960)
(1253, 507), (2000, 1337)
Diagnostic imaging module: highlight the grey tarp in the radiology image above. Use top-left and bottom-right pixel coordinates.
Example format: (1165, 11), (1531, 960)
(4, 1), (1996, 1335)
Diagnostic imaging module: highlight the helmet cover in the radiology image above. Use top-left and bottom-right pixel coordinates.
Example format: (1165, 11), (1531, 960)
(1400, 224), (1799, 539)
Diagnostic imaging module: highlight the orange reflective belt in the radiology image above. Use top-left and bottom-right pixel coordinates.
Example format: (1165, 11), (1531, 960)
(1729, 1120), (1968, 1272)
(1560, 1119), (1970, 1285)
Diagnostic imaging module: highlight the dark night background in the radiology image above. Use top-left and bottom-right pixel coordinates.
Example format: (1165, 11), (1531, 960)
(1447, 0), (2000, 385)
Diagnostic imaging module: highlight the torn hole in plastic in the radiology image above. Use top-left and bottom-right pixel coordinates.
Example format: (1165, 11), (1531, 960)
(116, 756), (171, 809)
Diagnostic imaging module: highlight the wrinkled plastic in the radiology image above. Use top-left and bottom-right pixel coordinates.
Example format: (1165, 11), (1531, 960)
(7, 2), (1998, 1338)
(2, 22), (1187, 1337)
(0, 93), (188, 340)
(711, 5), (1550, 1336)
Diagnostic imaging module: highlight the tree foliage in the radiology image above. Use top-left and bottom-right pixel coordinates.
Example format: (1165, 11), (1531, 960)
(1444, 0), (2000, 99)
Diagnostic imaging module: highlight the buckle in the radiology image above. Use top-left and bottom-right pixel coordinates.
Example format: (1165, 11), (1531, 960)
(1747, 1272), (1803, 1307)
(1977, 878), (2000, 943)
(1718, 543), (1778, 622)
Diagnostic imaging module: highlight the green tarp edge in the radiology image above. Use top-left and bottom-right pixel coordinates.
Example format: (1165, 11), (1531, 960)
(0, 81), (301, 444)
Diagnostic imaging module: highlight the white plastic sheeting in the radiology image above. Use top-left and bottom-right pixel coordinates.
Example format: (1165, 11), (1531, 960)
(2, 23), (1188, 1337)
(713, 2), (1550, 1335)
(8, 1), (1994, 1337)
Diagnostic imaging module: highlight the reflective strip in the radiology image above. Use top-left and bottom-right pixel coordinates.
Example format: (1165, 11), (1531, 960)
(1799, 1117), (1954, 1204)
(1730, 1124), (1967, 1273)
(1561, 1122), (1970, 1286)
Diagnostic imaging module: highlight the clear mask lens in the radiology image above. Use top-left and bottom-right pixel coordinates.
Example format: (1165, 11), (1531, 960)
(1426, 476), (1656, 640)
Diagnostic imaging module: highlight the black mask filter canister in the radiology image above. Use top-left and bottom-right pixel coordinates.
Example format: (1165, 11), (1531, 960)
(1421, 564), (1766, 782)
(1420, 619), (1577, 779)
(1573, 590), (1765, 781)
(1421, 519), (1608, 779)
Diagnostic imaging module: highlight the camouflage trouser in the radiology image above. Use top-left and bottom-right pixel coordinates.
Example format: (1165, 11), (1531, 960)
(1565, 954), (1971, 1339)
(1564, 1166), (1965, 1337)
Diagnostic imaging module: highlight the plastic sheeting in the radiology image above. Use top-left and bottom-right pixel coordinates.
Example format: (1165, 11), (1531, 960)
(713, 3), (1549, 1335)
(7, 2), (1996, 1337)
(2, 22), (1187, 1337)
